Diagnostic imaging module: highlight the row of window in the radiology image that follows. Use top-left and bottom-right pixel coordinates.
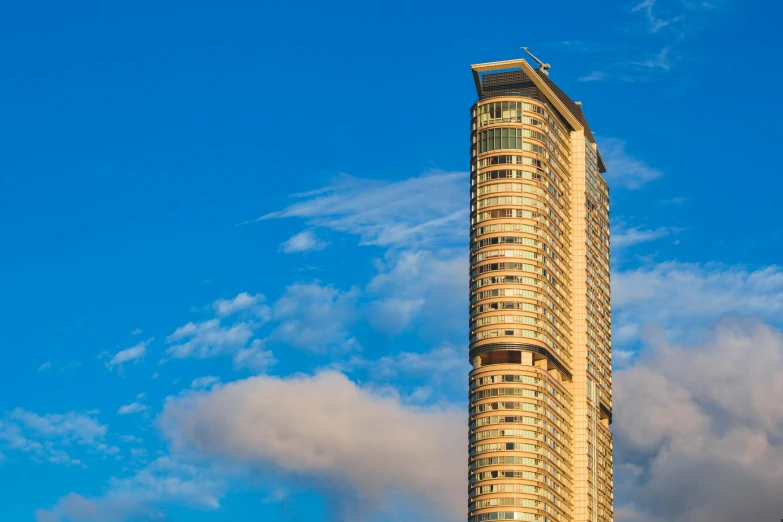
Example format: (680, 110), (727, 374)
(472, 483), (540, 496)
(472, 275), (540, 290)
(471, 428), (540, 443)
(472, 374), (540, 387)
(469, 511), (539, 521)
(474, 169), (543, 183)
(472, 498), (541, 510)
(478, 128), (525, 153)
(472, 402), (540, 415)
(474, 182), (538, 197)
(472, 301), (538, 315)
(472, 222), (554, 242)
(472, 235), (539, 251)
(472, 288), (539, 303)
(471, 469), (540, 484)
(471, 441), (540, 456)
(470, 456), (541, 470)
(473, 262), (537, 276)
(477, 129), (552, 155)
(471, 415), (540, 428)
(473, 249), (539, 264)
(476, 155), (537, 168)
(470, 469), (565, 497)
(476, 101), (546, 126)
(471, 328), (541, 342)
(474, 208), (538, 223)
(470, 513), (548, 522)
(472, 375), (565, 398)
(472, 315), (539, 329)
(477, 195), (537, 210)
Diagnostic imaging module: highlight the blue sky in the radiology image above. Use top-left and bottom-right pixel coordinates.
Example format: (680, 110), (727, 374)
(1, 1), (783, 521)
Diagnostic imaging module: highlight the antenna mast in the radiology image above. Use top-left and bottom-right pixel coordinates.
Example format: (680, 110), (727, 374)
(521, 46), (551, 76)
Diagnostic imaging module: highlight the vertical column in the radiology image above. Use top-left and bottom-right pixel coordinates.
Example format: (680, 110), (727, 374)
(569, 131), (592, 522)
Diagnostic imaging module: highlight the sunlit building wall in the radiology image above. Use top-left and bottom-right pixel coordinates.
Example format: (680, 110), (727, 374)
(468, 58), (613, 522)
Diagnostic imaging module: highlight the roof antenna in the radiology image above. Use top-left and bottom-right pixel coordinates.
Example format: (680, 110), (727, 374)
(521, 46), (551, 76)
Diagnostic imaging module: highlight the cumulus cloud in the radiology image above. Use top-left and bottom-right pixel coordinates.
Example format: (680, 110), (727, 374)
(116, 403), (147, 416)
(248, 171), (467, 248)
(614, 317), (783, 521)
(367, 250), (466, 334)
(212, 292), (267, 318)
(36, 456), (225, 522)
(232, 339), (276, 372)
(106, 339), (153, 370)
(159, 371), (465, 519)
(613, 262), (783, 345)
(268, 283), (360, 352)
(166, 319), (254, 360)
(598, 138), (662, 189)
(279, 230), (329, 253)
(0, 409), (107, 466)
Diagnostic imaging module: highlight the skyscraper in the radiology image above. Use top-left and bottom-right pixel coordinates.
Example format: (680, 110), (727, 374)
(469, 56), (613, 522)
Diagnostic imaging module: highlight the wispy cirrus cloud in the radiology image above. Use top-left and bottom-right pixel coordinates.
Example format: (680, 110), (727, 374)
(612, 222), (682, 249)
(598, 138), (662, 189)
(243, 171), (468, 249)
(579, 70), (606, 82)
(632, 0), (685, 34)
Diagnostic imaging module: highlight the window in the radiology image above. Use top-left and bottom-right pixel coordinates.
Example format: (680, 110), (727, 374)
(478, 128), (524, 153)
(477, 101), (523, 127)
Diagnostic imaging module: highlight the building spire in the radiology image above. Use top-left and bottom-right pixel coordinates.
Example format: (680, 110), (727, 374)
(521, 46), (551, 76)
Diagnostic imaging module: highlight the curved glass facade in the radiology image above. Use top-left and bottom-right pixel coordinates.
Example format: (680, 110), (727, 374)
(469, 60), (613, 522)
(469, 96), (575, 522)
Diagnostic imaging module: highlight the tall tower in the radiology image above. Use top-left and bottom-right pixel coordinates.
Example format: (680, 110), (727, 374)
(468, 57), (613, 522)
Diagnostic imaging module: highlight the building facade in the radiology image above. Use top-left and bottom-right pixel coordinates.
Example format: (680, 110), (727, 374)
(468, 58), (613, 522)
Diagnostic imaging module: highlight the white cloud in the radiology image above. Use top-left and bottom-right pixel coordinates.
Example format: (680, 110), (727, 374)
(612, 223), (680, 249)
(160, 371), (464, 519)
(117, 403), (147, 416)
(579, 70), (606, 82)
(106, 339), (153, 370)
(212, 292), (267, 318)
(269, 283), (359, 352)
(9, 409), (106, 444)
(632, 46), (674, 70)
(190, 376), (221, 389)
(36, 456), (225, 522)
(166, 319), (254, 360)
(614, 317), (783, 521)
(233, 339), (276, 372)
(598, 138), (662, 189)
(131, 328), (142, 336)
(632, 0), (684, 34)
(367, 250), (466, 333)
(0, 409), (107, 466)
(279, 230), (328, 253)
(249, 171), (467, 248)
(613, 262), (783, 345)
